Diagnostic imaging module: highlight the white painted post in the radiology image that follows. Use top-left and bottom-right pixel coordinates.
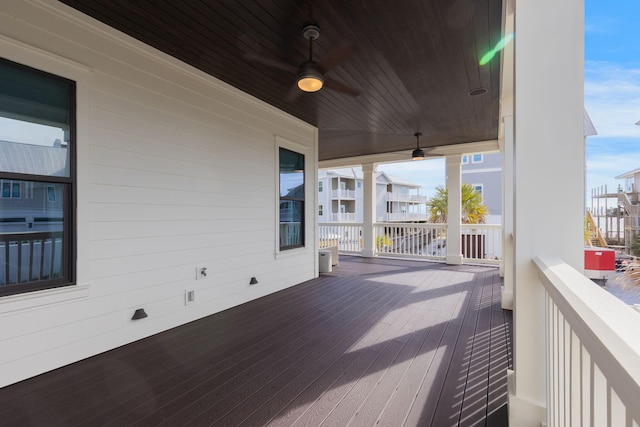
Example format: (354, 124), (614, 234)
(510, 0), (585, 425)
(446, 155), (463, 265)
(362, 163), (377, 257)
(502, 113), (514, 310)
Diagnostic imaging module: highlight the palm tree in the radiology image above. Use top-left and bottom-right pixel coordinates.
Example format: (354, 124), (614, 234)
(426, 184), (488, 224)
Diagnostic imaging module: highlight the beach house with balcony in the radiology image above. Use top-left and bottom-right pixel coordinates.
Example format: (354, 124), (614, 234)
(318, 168), (427, 223)
(616, 168), (640, 249)
(591, 166), (640, 250)
(1, 1), (638, 426)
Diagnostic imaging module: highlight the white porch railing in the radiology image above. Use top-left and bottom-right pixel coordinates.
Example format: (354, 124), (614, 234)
(385, 192), (427, 203)
(319, 222), (502, 264)
(0, 232), (64, 285)
(318, 223), (363, 253)
(535, 257), (640, 427)
(461, 224), (502, 265)
(373, 222), (448, 260)
(330, 213), (356, 222)
(384, 213), (429, 222)
(279, 222), (301, 248)
(330, 189), (356, 199)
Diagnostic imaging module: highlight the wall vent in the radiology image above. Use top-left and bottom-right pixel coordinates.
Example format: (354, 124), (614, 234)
(185, 289), (195, 305)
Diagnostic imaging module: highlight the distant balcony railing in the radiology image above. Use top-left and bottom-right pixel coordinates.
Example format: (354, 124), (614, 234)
(0, 231), (64, 286)
(535, 257), (640, 426)
(330, 189), (356, 199)
(385, 192), (427, 203)
(384, 212), (428, 222)
(330, 213), (356, 222)
(318, 222), (502, 265)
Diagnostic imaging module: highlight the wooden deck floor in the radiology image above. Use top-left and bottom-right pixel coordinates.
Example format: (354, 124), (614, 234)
(0, 256), (511, 427)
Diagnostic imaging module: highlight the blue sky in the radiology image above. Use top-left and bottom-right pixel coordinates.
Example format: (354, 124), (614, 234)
(584, 0), (640, 194)
(381, 1), (640, 202)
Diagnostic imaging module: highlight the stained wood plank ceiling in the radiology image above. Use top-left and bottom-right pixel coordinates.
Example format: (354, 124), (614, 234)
(59, 0), (503, 161)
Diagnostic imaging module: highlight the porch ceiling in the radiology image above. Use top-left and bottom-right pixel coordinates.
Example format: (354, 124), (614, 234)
(58, 0), (503, 161)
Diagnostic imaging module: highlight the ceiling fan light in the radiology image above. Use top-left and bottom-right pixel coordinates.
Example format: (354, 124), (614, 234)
(298, 76), (323, 92)
(297, 62), (324, 92)
(411, 131), (424, 160)
(411, 148), (425, 161)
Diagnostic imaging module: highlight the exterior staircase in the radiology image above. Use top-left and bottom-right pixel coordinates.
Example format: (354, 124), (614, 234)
(585, 210), (608, 247)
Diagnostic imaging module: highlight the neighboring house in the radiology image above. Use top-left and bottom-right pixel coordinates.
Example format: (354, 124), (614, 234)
(0, 140), (67, 234)
(318, 168), (361, 222)
(591, 167), (640, 251)
(617, 167), (640, 194)
(461, 152), (502, 224)
(318, 168), (427, 223)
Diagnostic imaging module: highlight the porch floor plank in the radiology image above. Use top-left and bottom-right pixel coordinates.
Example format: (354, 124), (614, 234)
(0, 256), (511, 427)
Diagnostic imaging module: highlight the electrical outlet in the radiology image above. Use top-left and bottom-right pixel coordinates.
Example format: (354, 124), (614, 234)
(185, 289), (195, 305)
(196, 267), (207, 280)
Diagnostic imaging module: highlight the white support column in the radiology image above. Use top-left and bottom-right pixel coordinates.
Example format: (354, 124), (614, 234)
(501, 113), (514, 310)
(510, 0), (585, 426)
(362, 163), (377, 258)
(446, 155), (463, 265)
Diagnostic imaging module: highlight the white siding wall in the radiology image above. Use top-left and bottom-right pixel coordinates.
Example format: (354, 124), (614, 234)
(0, 0), (317, 387)
(375, 183), (388, 221)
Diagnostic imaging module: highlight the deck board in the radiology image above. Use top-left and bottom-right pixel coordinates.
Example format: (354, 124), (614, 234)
(0, 256), (511, 427)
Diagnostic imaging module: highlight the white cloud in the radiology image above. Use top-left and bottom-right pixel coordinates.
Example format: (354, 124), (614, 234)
(585, 61), (640, 138)
(586, 137), (640, 196)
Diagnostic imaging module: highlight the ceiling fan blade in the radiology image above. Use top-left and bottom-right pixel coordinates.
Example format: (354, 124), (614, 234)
(324, 77), (361, 97)
(318, 42), (354, 73)
(244, 52), (298, 74)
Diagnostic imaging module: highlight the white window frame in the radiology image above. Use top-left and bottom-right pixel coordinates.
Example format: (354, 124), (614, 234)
(472, 183), (484, 200)
(472, 153), (483, 163)
(1, 179), (21, 198)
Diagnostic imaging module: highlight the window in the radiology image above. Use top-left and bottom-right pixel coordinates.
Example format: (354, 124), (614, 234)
(462, 155), (469, 164)
(473, 184), (484, 198)
(318, 181), (323, 192)
(0, 58), (75, 296)
(47, 185), (56, 202)
(1, 180), (21, 198)
(279, 148), (304, 250)
(472, 153), (483, 163)
(318, 205), (323, 216)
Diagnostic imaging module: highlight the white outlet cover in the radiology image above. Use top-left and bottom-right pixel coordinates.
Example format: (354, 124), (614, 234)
(196, 267), (207, 280)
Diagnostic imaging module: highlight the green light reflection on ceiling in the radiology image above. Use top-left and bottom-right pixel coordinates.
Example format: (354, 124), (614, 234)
(479, 33), (514, 66)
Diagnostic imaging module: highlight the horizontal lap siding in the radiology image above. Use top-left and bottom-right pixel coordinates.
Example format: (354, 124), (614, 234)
(0, 0), (316, 387)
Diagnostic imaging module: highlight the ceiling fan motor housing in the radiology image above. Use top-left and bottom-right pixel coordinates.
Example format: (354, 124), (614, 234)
(303, 24), (320, 41)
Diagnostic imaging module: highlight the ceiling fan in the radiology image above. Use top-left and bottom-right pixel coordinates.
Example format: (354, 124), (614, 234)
(245, 23), (361, 101)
